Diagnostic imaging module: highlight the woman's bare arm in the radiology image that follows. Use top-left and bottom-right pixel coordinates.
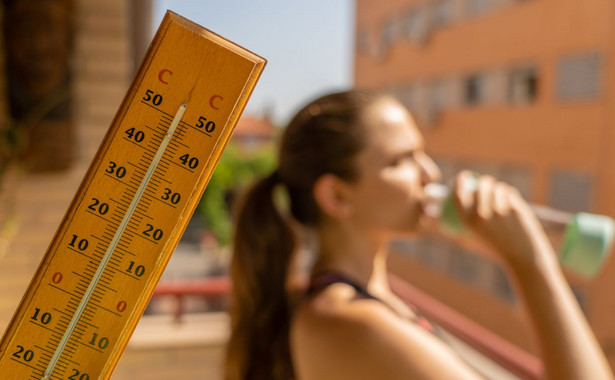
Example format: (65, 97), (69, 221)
(452, 171), (613, 380)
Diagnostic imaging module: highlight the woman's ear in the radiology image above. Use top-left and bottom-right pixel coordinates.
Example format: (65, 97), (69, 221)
(313, 174), (353, 219)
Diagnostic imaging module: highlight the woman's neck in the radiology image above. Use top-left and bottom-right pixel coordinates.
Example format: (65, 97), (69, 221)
(312, 220), (391, 293)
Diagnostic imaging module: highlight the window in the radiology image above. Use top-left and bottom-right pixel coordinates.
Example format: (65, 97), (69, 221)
(467, 0), (494, 16)
(416, 237), (451, 272)
(499, 165), (531, 199)
(391, 236), (453, 273)
(464, 74), (487, 105)
(381, 17), (400, 47)
(403, 9), (420, 38)
(449, 246), (481, 284)
(389, 238), (419, 260)
(491, 264), (515, 303)
(403, 7), (429, 44)
(549, 171), (592, 213)
(445, 161), (531, 199)
(556, 53), (602, 100)
(398, 84), (419, 112)
(508, 66), (538, 103)
(424, 80), (449, 126)
(431, 0), (454, 27)
(356, 28), (370, 54)
(430, 80), (449, 110)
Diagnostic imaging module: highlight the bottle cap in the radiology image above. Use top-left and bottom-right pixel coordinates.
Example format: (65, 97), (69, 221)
(559, 213), (615, 278)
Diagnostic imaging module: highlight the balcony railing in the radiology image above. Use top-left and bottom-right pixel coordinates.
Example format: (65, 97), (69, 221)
(151, 275), (542, 379)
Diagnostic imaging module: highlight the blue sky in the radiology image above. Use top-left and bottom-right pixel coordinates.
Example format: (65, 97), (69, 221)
(153, 0), (355, 125)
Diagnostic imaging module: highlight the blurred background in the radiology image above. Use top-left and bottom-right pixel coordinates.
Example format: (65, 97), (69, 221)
(1, 0), (615, 379)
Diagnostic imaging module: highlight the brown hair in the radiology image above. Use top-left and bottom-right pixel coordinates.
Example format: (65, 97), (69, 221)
(225, 90), (383, 380)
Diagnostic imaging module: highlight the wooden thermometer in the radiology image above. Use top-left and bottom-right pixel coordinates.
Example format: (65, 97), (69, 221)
(0, 11), (265, 379)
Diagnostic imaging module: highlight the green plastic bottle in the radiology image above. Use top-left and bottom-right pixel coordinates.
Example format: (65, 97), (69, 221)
(424, 182), (615, 278)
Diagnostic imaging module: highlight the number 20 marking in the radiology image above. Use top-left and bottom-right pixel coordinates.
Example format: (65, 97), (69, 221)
(12, 345), (34, 362)
(143, 224), (163, 241)
(68, 369), (90, 380)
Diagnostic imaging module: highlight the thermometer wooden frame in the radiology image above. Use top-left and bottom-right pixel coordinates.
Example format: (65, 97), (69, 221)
(0, 11), (265, 379)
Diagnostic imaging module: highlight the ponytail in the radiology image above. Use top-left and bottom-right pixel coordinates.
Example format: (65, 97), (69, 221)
(224, 90), (384, 379)
(225, 171), (295, 380)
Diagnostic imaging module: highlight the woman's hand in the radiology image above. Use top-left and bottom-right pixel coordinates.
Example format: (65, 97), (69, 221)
(450, 170), (614, 380)
(451, 171), (557, 272)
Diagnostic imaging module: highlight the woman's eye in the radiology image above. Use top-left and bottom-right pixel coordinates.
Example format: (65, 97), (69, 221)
(391, 157), (410, 166)
(389, 158), (402, 166)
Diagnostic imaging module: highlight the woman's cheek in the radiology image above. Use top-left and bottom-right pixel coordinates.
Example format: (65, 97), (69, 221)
(382, 166), (421, 196)
(375, 170), (419, 219)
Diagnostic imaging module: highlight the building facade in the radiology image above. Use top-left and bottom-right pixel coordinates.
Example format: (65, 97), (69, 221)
(355, 0), (615, 366)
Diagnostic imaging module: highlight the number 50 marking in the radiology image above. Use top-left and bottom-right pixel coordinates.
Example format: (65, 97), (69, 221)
(196, 116), (216, 133)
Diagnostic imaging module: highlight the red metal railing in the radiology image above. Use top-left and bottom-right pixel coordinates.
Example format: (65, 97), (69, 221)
(152, 276), (230, 321)
(151, 275), (542, 379)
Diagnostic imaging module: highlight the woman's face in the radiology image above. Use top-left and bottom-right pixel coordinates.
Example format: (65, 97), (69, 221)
(347, 98), (440, 236)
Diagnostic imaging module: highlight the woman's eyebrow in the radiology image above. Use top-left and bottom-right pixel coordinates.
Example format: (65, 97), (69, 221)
(396, 140), (423, 156)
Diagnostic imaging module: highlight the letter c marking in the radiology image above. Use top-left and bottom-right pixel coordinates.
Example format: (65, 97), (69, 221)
(158, 69), (173, 84)
(209, 95), (223, 110)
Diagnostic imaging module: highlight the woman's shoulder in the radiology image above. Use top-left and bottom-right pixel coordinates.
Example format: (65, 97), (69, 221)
(290, 283), (482, 380)
(293, 281), (395, 330)
(291, 281), (431, 362)
(290, 283), (402, 378)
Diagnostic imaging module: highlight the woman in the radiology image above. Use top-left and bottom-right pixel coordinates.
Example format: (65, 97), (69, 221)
(224, 90), (613, 380)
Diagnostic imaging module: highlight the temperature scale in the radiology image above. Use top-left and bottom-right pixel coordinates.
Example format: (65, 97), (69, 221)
(0, 11), (265, 379)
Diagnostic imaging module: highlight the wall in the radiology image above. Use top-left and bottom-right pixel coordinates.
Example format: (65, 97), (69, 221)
(355, 0), (615, 365)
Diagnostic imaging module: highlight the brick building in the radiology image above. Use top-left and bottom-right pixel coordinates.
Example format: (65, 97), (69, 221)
(355, 0), (615, 367)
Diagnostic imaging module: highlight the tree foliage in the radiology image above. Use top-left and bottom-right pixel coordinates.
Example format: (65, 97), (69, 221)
(197, 142), (276, 245)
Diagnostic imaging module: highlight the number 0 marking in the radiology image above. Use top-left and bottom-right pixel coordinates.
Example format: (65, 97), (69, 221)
(116, 301), (127, 313)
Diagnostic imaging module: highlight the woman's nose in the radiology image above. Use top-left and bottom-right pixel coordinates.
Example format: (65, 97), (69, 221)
(418, 153), (441, 186)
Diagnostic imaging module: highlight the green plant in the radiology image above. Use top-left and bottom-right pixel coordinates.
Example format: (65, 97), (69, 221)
(197, 142), (276, 245)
